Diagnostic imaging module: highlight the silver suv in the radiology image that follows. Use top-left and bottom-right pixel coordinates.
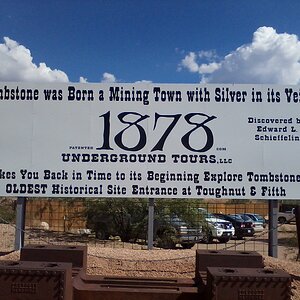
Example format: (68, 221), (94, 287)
(198, 208), (235, 243)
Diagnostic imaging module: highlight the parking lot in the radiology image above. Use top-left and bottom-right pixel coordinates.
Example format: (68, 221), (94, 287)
(191, 223), (298, 260)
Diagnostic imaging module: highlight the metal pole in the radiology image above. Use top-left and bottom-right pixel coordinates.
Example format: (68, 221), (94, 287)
(294, 206), (300, 260)
(14, 197), (27, 251)
(268, 199), (278, 258)
(147, 198), (155, 250)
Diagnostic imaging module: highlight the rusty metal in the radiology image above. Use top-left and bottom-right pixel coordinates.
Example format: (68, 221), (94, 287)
(196, 249), (264, 273)
(0, 260), (72, 300)
(78, 270), (197, 287)
(20, 244), (87, 275)
(195, 249), (265, 287)
(206, 267), (291, 300)
(73, 271), (201, 300)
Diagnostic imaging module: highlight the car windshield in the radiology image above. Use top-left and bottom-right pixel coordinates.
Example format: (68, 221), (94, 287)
(228, 214), (244, 221)
(253, 214), (265, 222)
(246, 214), (265, 222)
(245, 214), (256, 221)
(238, 214), (253, 222)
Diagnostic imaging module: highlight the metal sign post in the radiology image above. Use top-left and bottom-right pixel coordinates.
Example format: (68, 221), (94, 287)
(14, 197), (26, 250)
(147, 198), (155, 250)
(295, 206), (300, 260)
(268, 199), (278, 258)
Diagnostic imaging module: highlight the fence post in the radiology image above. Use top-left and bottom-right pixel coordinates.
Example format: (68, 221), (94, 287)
(147, 198), (155, 250)
(14, 197), (27, 251)
(268, 199), (278, 258)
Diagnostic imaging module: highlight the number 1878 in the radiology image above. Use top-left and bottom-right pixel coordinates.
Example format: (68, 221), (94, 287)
(96, 111), (216, 152)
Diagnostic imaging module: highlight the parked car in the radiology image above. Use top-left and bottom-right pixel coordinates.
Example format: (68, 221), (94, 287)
(244, 213), (267, 228)
(155, 215), (203, 249)
(238, 214), (264, 234)
(198, 208), (235, 243)
(278, 208), (295, 224)
(212, 213), (254, 239)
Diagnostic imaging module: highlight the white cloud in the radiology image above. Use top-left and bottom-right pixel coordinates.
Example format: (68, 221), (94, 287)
(0, 37), (122, 84)
(101, 72), (116, 83)
(178, 50), (219, 73)
(198, 62), (220, 74)
(179, 52), (200, 73)
(79, 76), (88, 83)
(135, 80), (152, 83)
(180, 27), (300, 84)
(0, 37), (69, 82)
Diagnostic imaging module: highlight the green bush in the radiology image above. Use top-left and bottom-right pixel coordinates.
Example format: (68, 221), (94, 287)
(85, 198), (148, 242)
(85, 198), (205, 246)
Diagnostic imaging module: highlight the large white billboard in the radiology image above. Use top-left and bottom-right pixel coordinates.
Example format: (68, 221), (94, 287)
(0, 82), (300, 199)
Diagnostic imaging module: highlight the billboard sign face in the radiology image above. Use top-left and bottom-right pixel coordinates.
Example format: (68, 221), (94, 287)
(0, 82), (300, 199)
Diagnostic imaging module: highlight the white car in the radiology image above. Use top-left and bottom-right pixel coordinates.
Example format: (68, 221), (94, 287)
(277, 209), (295, 224)
(198, 208), (235, 243)
(243, 213), (266, 233)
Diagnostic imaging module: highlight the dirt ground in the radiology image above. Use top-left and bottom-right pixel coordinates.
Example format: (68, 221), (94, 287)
(0, 223), (299, 299)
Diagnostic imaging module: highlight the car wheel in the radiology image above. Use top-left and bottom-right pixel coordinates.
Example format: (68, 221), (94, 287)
(278, 217), (286, 224)
(181, 243), (195, 249)
(92, 222), (110, 240)
(218, 237), (230, 243)
(95, 230), (109, 240)
(202, 230), (213, 243)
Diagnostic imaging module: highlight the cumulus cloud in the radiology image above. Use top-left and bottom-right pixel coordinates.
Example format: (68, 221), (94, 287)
(178, 50), (220, 74)
(0, 37), (121, 84)
(180, 52), (200, 73)
(0, 37), (69, 82)
(101, 72), (116, 83)
(180, 27), (300, 84)
(79, 76), (88, 83)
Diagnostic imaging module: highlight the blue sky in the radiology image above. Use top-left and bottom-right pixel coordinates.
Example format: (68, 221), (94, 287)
(1, 0), (300, 84)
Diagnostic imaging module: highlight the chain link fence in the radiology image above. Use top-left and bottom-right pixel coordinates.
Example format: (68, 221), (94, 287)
(0, 197), (297, 260)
